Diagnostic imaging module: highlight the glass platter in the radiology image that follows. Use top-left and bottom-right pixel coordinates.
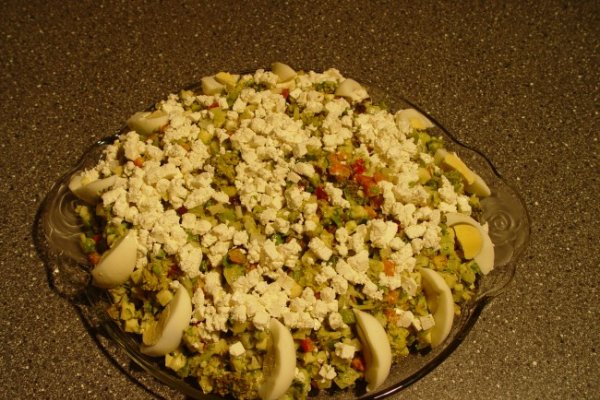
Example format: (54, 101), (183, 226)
(35, 76), (530, 399)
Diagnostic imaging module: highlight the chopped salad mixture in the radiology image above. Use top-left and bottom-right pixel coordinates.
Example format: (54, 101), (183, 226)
(71, 63), (494, 400)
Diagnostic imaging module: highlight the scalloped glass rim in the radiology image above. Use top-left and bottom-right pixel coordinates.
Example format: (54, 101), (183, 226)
(35, 79), (530, 400)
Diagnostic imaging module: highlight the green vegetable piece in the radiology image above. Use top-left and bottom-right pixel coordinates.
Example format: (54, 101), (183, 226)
(166, 351), (187, 372)
(350, 205), (369, 222)
(124, 318), (140, 333)
(339, 309), (356, 324)
(314, 81), (338, 94)
(75, 205), (95, 228)
(198, 130), (213, 144)
(216, 209), (237, 223)
(334, 367), (361, 389)
(223, 263), (245, 286)
(211, 107), (226, 128)
(120, 301), (136, 320)
(156, 289), (174, 306)
(79, 234), (97, 254)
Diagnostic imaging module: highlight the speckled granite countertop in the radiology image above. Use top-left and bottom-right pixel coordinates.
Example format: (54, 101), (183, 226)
(1, 1), (598, 399)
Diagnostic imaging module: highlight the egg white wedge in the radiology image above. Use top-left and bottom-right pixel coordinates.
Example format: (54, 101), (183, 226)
(271, 62), (297, 83)
(91, 230), (138, 288)
(214, 71), (240, 87)
(466, 172), (492, 197)
(445, 212), (495, 275)
(420, 268), (454, 348)
(434, 148), (477, 185)
(434, 149), (491, 197)
(258, 318), (296, 400)
(68, 174), (116, 204)
(335, 78), (369, 102)
(353, 309), (392, 392)
(201, 75), (225, 95)
(396, 108), (434, 130)
(127, 109), (169, 136)
(141, 285), (192, 357)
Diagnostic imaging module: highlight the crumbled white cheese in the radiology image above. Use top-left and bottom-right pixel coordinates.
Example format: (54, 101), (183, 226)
(419, 314), (436, 331)
(318, 364), (337, 381)
(229, 341), (246, 357)
(308, 237), (333, 261)
(334, 342), (356, 360)
(178, 243), (202, 278)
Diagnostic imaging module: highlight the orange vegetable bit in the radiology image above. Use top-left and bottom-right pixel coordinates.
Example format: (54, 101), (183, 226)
(383, 260), (396, 276)
(87, 252), (101, 265)
(228, 248), (247, 264)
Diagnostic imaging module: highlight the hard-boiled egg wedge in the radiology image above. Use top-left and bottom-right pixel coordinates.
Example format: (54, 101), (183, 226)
(91, 230), (138, 288)
(452, 224), (483, 260)
(445, 212), (495, 275)
(127, 109), (169, 136)
(258, 318), (296, 400)
(420, 268), (454, 348)
(435, 149), (491, 197)
(69, 174), (116, 204)
(141, 285), (192, 357)
(435, 148), (476, 185)
(396, 108), (434, 130)
(201, 75), (225, 95)
(271, 62), (297, 83)
(465, 172), (492, 197)
(335, 78), (369, 102)
(214, 71), (240, 87)
(353, 309), (392, 392)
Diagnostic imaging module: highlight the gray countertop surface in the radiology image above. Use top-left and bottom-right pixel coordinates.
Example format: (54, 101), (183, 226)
(1, 1), (598, 399)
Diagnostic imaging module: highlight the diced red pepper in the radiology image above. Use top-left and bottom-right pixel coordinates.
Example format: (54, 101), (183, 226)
(325, 225), (337, 234)
(299, 338), (315, 353)
(208, 101), (219, 109)
(351, 356), (366, 372)
(176, 206), (188, 216)
(167, 263), (182, 278)
(133, 157), (144, 168)
(315, 186), (329, 201)
(92, 234), (102, 243)
(281, 88), (290, 100)
(352, 159), (366, 175)
(355, 174), (376, 191)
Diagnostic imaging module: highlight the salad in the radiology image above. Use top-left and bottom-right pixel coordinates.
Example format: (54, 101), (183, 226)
(69, 63), (495, 400)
